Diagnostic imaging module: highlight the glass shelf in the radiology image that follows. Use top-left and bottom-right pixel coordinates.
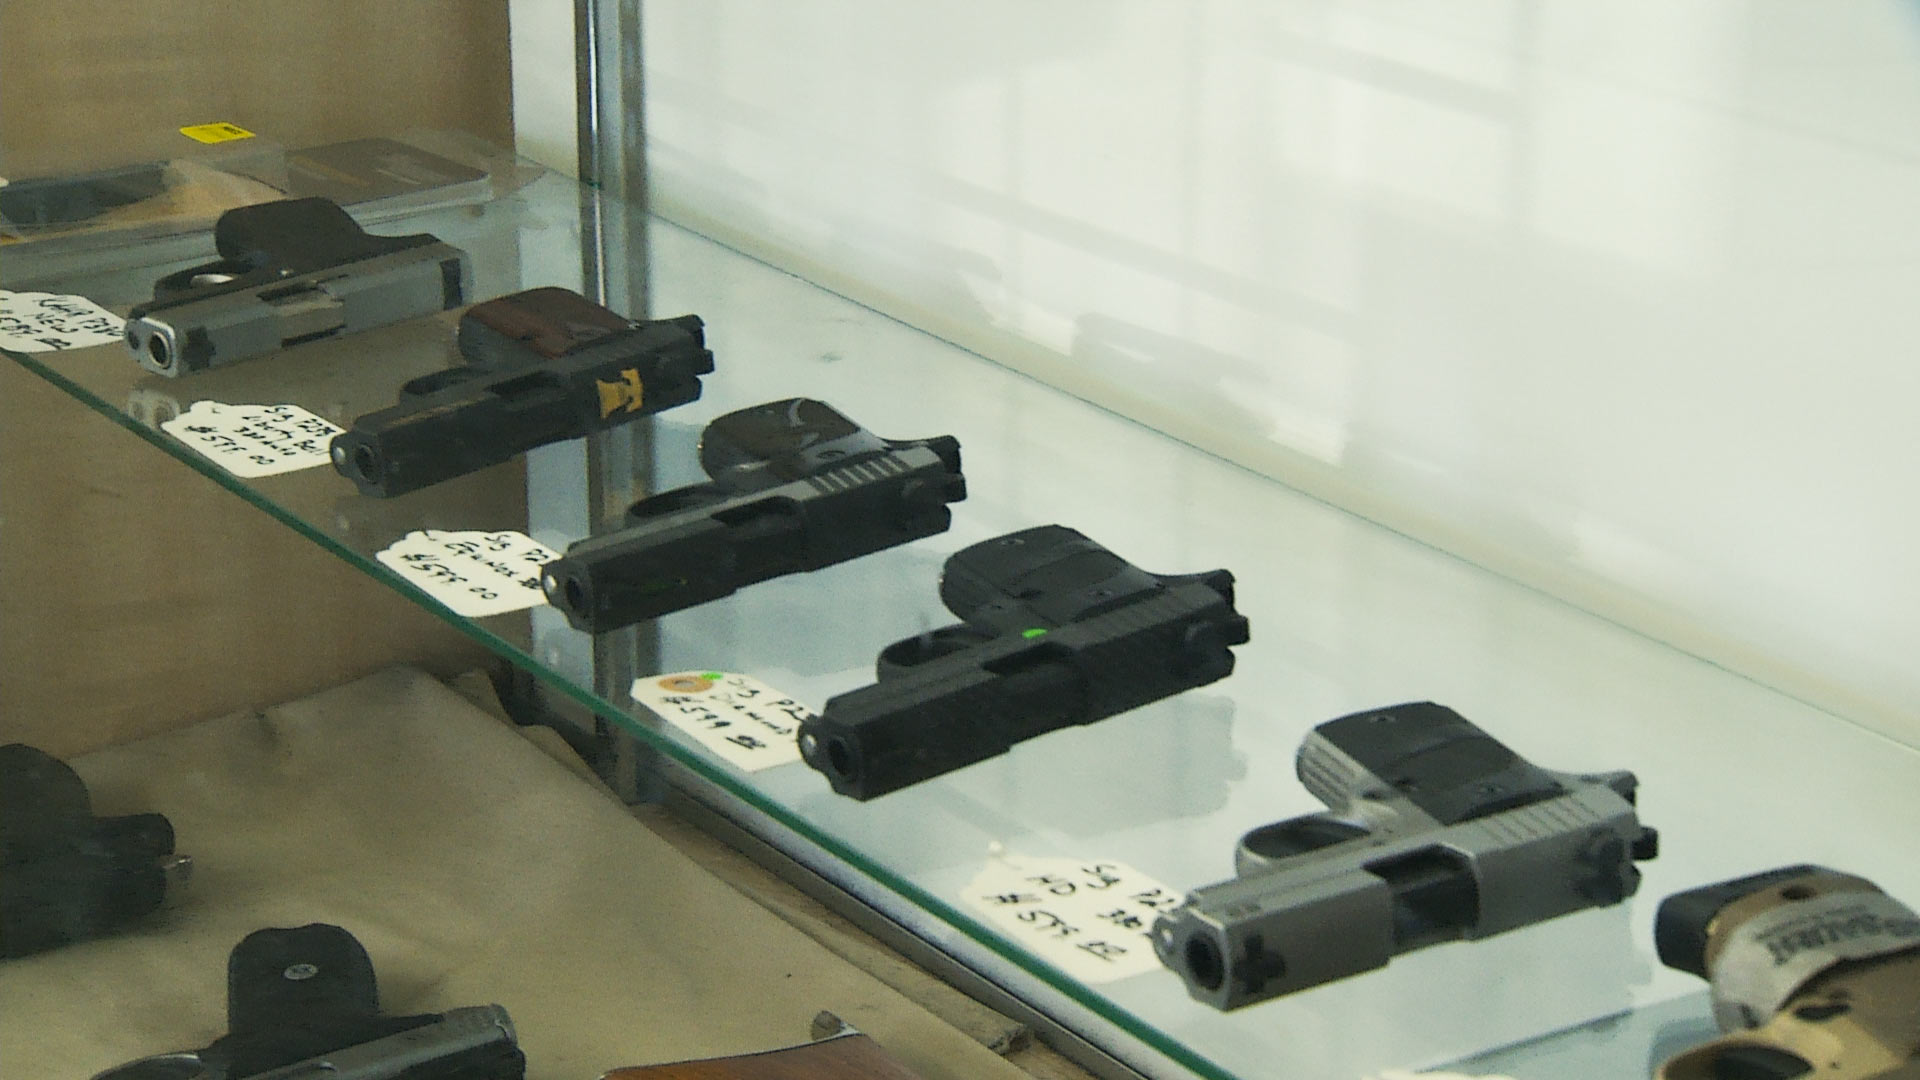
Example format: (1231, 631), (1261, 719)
(8, 171), (1919, 1080)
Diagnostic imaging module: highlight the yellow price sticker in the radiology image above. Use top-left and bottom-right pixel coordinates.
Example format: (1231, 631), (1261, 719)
(595, 369), (645, 417)
(178, 122), (256, 144)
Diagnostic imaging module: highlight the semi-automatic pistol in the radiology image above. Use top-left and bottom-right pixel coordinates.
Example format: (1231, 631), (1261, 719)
(332, 287), (712, 497)
(541, 398), (965, 632)
(91, 923), (524, 1080)
(124, 197), (471, 376)
(1153, 702), (1658, 1009)
(1655, 866), (1920, 1080)
(0, 743), (188, 958)
(797, 524), (1249, 800)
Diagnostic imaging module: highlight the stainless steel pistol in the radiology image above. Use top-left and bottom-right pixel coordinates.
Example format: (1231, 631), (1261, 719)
(1154, 702), (1659, 1009)
(123, 197), (471, 377)
(90, 924), (525, 1080)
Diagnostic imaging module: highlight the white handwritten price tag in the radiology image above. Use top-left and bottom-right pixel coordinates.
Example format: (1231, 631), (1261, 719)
(631, 671), (811, 772)
(376, 530), (560, 618)
(960, 854), (1184, 983)
(160, 401), (344, 478)
(0, 290), (125, 352)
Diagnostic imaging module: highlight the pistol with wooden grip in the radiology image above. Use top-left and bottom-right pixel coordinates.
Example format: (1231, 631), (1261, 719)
(91, 924), (524, 1080)
(124, 197), (471, 377)
(332, 287), (713, 497)
(1153, 702), (1659, 1009)
(1654, 866), (1920, 1080)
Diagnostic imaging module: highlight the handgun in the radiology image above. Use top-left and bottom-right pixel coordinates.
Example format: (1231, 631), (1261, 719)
(796, 524), (1249, 800)
(1654, 866), (1920, 1080)
(91, 923), (525, 1080)
(541, 398), (965, 632)
(0, 743), (188, 958)
(1153, 702), (1659, 1009)
(123, 196), (471, 376)
(331, 287), (713, 497)
(0, 161), (168, 228)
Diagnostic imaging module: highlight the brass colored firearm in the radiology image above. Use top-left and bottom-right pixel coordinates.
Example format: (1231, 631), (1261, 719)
(1655, 866), (1920, 1080)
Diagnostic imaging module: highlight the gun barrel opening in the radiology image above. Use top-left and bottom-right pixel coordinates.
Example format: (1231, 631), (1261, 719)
(825, 736), (856, 780)
(542, 570), (587, 614)
(350, 444), (379, 483)
(146, 332), (172, 369)
(1184, 934), (1224, 991)
(799, 727), (863, 789)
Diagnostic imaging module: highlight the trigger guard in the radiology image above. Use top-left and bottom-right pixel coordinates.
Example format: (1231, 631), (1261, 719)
(151, 259), (256, 302)
(876, 625), (994, 679)
(398, 366), (485, 398)
(1234, 815), (1371, 875)
(624, 483), (731, 522)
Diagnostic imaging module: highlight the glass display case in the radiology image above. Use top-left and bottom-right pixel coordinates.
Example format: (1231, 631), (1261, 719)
(6, 5), (1917, 1080)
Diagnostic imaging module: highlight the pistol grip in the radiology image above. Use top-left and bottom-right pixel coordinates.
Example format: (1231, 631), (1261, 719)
(0, 745), (177, 958)
(874, 625), (993, 679)
(1234, 814), (1371, 875)
(227, 924), (382, 1034)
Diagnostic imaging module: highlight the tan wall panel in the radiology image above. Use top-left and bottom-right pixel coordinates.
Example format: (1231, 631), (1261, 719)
(0, 0), (514, 177)
(0, 0), (519, 754)
(0, 362), (504, 758)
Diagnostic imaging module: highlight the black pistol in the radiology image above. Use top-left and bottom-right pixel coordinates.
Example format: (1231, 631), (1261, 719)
(331, 287), (713, 497)
(1153, 703), (1658, 1009)
(124, 197), (471, 376)
(1654, 866), (1920, 1080)
(0, 744), (188, 958)
(797, 525), (1249, 800)
(91, 924), (525, 1080)
(541, 398), (966, 632)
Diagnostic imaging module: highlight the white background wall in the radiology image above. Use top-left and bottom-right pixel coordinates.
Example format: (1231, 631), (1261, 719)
(509, 0), (578, 176)
(522, 1), (1920, 742)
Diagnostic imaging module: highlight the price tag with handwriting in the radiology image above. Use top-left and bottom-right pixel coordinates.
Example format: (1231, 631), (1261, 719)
(960, 854), (1183, 983)
(631, 671), (811, 772)
(0, 290), (124, 353)
(376, 530), (559, 617)
(161, 401), (343, 478)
